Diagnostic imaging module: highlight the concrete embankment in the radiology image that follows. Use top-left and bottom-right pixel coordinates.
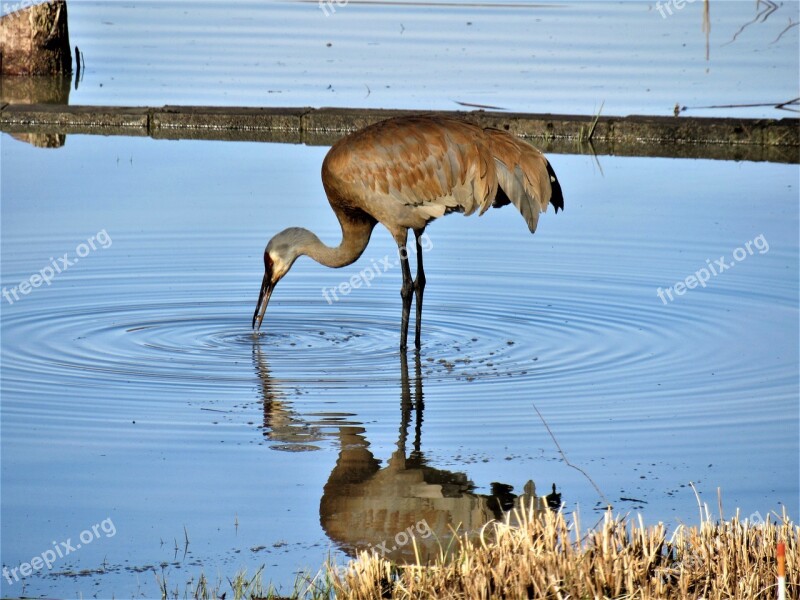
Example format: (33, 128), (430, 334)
(1, 103), (797, 162)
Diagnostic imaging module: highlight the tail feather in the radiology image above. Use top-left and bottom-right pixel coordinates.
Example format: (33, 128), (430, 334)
(547, 160), (564, 214)
(483, 129), (563, 233)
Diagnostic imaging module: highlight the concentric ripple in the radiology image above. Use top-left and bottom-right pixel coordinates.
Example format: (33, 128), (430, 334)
(2, 262), (790, 406)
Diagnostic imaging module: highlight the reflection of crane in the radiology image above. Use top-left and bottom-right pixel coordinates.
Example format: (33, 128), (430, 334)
(319, 352), (550, 562)
(249, 344), (558, 562)
(252, 116), (564, 349)
(252, 344), (328, 451)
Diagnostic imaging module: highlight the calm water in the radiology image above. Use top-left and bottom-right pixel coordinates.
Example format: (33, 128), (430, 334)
(2, 0), (799, 598)
(1, 0), (799, 116)
(1, 133), (798, 597)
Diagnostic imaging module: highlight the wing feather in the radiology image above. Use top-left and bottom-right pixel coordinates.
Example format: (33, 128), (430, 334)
(321, 116), (560, 234)
(482, 128), (554, 233)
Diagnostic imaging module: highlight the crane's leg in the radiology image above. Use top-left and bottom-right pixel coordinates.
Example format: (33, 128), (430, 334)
(412, 349), (424, 455)
(398, 238), (414, 351)
(399, 350), (424, 459)
(413, 230), (427, 349)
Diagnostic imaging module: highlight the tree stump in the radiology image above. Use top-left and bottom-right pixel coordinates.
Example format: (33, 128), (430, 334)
(0, 0), (72, 76)
(0, 73), (69, 146)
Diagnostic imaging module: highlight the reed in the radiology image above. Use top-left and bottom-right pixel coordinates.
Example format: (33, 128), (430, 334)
(160, 503), (796, 599)
(329, 504), (797, 600)
(154, 565), (335, 600)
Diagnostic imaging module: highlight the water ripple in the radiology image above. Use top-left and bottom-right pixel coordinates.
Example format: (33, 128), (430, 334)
(2, 263), (787, 415)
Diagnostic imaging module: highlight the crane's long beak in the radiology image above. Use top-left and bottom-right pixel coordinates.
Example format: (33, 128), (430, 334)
(252, 274), (273, 331)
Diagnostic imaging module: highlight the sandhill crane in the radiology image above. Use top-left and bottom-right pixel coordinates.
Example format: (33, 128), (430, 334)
(252, 115), (564, 349)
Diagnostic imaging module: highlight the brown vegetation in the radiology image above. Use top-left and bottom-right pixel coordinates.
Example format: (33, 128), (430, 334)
(330, 504), (798, 599)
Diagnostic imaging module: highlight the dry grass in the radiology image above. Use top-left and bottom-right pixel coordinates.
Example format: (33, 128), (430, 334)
(329, 503), (798, 600)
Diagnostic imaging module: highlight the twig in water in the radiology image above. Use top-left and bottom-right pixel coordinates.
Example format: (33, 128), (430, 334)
(532, 402), (611, 509)
(578, 139), (605, 178)
(724, 0), (778, 45)
(620, 497), (647, 504)
(771, 18), (798, 44)
(681, 97), (799, 112)
(183, 525), (190, 559)
(776, 97), (800, 112)
(452, 100), (507, 110)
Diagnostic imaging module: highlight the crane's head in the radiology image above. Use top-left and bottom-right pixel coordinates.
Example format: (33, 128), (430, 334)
(252, 229), (304, 331)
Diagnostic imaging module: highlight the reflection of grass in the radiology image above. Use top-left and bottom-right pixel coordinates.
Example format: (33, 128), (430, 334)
(158, 501), (797, 599)
(578, 101), (604, 144)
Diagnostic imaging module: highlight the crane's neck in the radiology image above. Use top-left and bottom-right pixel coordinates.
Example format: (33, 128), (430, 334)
(293, 218), (375, 269)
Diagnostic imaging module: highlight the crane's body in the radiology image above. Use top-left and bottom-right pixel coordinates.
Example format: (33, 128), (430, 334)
(253, 115), (564, 349)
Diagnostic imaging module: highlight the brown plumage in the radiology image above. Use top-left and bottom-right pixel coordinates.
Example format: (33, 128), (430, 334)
(253, 115), (564, 349)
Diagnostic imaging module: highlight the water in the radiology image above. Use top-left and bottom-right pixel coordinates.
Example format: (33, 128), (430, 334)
(2, 1), (798, 116)
(1, 0), (799, 597)
(1, 132), (797, 597)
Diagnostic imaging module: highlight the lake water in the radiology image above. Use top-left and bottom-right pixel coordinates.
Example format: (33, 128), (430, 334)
(1, 0), (798, 116)
(2, 133), (798, 598)
(1, 1), (799, 598)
